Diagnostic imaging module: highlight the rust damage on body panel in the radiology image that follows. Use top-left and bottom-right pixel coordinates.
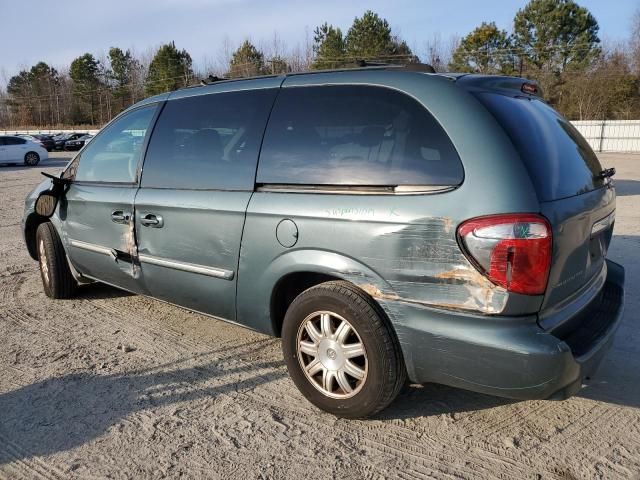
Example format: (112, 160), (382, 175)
(347, 217), (508, 314)
(358, 279), (505, 314)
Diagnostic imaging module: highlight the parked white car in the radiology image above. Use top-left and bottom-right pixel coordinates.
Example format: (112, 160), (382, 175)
(0, 135), (49, 166)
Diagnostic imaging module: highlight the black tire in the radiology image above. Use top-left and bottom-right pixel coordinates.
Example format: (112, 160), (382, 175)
(24, 151), (40, 166)
(35, 222), (77, 299)
(282, 281), (406, 418)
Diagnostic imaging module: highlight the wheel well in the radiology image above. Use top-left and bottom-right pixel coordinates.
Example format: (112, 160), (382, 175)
(24, 214), (47, 260)
(270, 272), (340, 337)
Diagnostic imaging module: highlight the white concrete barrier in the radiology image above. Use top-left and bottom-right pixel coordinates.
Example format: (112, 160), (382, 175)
(0, 129), (99, 136)
(571, 120), (640, 153)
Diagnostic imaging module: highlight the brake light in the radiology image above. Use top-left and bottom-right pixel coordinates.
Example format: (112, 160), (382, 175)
(457, 214), (552, 295)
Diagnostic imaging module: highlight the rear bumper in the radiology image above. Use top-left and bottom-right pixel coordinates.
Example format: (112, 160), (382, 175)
(387, 259), (625, 400)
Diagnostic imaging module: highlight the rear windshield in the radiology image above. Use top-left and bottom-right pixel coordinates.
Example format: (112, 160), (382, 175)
(474, 92), (604, 201)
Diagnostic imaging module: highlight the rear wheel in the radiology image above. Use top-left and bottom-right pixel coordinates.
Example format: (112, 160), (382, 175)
(36, 222), (77, 298)
(282, 281), (406, 418)
(24, 152), (40, 166)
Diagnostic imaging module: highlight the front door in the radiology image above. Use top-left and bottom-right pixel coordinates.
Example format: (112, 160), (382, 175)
(59, 104), (159, 293)
(135, 85), (280, 321)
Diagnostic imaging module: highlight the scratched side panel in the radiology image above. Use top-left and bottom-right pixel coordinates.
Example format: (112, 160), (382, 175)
(360, 217), (506, 312)
(238, 188), (531, 334)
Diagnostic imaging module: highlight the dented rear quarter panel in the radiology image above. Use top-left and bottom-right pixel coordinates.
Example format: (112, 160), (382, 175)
(237, 70), (543, 334)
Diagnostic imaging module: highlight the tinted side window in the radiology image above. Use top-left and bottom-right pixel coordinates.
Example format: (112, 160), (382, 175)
(74, 105), (157, 183)
(257, 85), (463, 186)
(142, 89), (278, 190)
(5, 137), (26, 145)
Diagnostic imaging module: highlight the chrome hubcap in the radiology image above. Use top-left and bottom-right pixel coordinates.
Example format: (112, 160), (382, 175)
(39, 239), (49, 285)
(296, 311), (368, 399)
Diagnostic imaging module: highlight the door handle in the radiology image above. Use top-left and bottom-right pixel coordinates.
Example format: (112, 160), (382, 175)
(140, 213), (164, 228)
(111, 210), (131, 224)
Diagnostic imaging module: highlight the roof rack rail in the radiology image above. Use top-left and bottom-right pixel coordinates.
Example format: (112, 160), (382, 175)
(353, 60), (391, 67)
(200, 74), (226, 86)
(399, 63), (436, 73)
(343, 60), (437, 73)
(186, 62), (439, 90)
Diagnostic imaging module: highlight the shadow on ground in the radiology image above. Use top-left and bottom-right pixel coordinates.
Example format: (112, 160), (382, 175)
(0, 339), (284, 464)
(379, 383), (515, 420)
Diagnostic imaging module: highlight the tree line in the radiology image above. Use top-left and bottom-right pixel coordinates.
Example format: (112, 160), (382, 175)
(1, 0), (639, 129)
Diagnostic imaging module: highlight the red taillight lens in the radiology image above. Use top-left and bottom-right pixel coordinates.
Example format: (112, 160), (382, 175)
(458, 214), (552, 295)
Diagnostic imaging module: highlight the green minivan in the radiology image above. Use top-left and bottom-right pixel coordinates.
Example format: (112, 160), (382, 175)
(23, 66), (625, 418)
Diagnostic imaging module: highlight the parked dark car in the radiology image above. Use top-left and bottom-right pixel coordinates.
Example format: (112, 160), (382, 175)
(54, 133), (84, 150)
(33, 134), (55, 151)
(64, 134), (93, 151)
(22, 66), (625, 418)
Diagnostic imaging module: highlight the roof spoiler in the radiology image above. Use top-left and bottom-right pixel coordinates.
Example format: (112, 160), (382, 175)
(456, 75), (544, 98)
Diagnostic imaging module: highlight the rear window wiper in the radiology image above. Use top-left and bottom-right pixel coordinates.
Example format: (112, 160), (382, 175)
(596, 167), (616, 180)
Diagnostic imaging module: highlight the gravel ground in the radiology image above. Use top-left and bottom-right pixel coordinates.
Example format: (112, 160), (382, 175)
(0, 152), (639, 479)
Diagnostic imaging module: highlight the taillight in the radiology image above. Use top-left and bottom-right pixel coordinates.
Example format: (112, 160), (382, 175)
(457, 214), (552, 295)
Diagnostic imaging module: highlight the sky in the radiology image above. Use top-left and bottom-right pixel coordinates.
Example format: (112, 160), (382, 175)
(0, 0), (637, 80)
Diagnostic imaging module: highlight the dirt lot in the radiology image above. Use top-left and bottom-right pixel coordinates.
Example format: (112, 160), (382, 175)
(0, 152), (639, 479)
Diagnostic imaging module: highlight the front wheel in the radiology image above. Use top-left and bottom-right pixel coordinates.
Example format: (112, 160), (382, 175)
(24, 152), (40, 166)
(282, 281), (406, 418)
(36, 222), (77, 298)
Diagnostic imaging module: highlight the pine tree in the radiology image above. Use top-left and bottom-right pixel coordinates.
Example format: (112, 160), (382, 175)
(145, 42), (193, 95)
(228, 40), (266, 78)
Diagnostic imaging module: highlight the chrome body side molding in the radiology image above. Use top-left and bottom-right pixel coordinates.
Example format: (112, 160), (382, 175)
(68, 239), (234, 280)
(69, 239), (113, 256)
(138, 254), (234, 280)
(256, 184), (457, 195)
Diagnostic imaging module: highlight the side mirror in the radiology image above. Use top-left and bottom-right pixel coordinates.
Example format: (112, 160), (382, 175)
(35, 172), (72, 218)
(35, 191), (59, 218)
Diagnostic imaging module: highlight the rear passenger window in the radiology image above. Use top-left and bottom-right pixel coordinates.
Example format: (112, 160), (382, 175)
(257, 85), (463, 186)
(142, 89), (278, 190)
